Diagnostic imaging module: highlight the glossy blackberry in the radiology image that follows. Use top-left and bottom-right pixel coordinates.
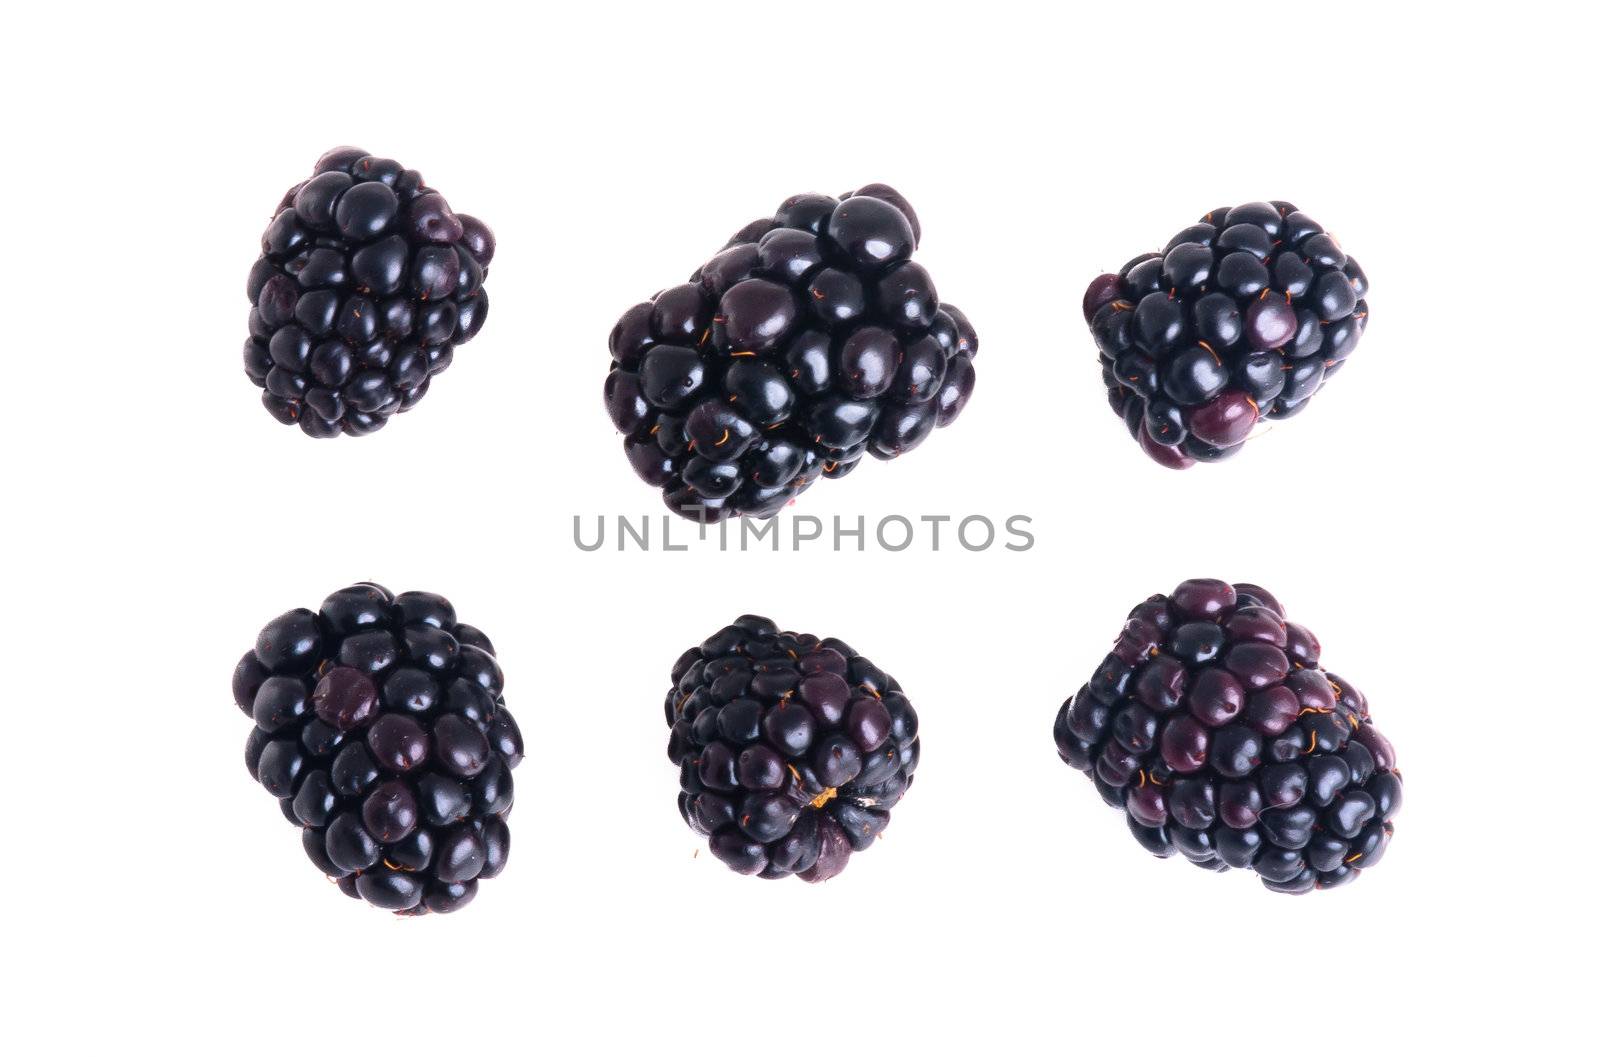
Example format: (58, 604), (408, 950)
(1052, 580), (1401, 893)
(665, 616), (920, 880)
(607, 184), (978, 521)
(244, 148), (495, 437)
(1085, 202), (1369, 467)
(232, 583), (522, 914)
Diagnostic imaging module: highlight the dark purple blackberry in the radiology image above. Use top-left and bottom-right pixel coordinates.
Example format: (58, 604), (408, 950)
(665, 616), (920, 880)
(1052, 580), (1401, 893)
(243, 148), (495, 437)
(607, 184), (978, 521)
(232, 583), (522, 913)
(1085, 202), (1369, 467)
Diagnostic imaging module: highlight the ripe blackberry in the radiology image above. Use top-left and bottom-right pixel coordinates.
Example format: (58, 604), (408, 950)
(1084, 202), (1369, 467)
(665, 616), (920, 880)
(243, 147), (495, 437)
(231, 583), (522, 913)
(1052, 580), (1401, 893)
(606, 184), (978, 521)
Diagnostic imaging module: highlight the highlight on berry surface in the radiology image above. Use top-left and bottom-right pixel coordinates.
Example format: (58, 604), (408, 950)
(1085, 202), (1369, 467)
(1052, 579), (1401, 893)
(606, 184), (978, 522)
(666, 615), (920, 880)
(243, 148), (495, 438)
(233, 583), (522, 914)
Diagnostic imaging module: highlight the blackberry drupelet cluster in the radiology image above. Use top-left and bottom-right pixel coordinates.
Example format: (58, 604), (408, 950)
(607, 184), (978, 521)
(244, 147), (495, 437)
(1052, 580), (1401, 893)
(665, 616), (920, 880)
(1084, 202), (1369, 468)
(232, 584), (523, 914)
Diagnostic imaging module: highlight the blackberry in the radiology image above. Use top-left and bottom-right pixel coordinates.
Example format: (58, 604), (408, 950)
(665, 616), (920, 880)
(1084, 202), (1369, 467)
(1052, 580), (1401, 893)
(232, 583), (522, 913)
(606, 184), (978, 521)
(243, 147), (495, 437)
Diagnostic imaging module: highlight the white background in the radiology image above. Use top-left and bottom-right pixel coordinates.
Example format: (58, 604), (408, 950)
(5, 1), (1594, 1052)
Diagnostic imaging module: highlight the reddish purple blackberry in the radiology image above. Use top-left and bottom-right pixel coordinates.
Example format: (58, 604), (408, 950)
(607, 184), (978, 521)
(665, 616), (920, 880)
(232, 583), (522, 913)
(244, 148), (495, 437)
(1084, 202), (1369, 467)
(1053, 580), (1401, 893)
